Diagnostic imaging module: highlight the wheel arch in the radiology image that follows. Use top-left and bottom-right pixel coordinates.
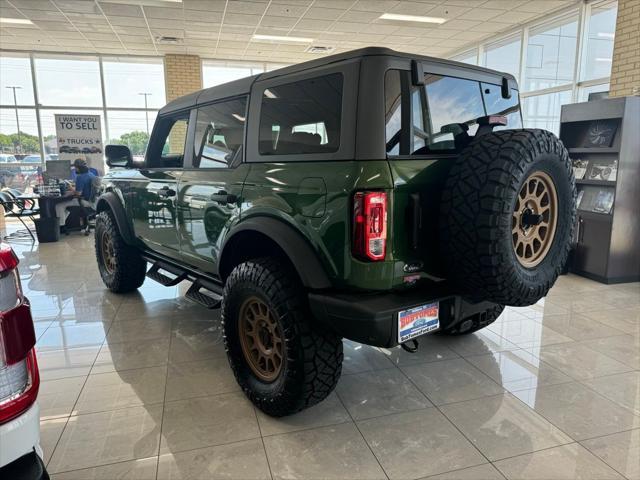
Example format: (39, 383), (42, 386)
(218, 217), (331, 289)
(95, 191), (135, 245)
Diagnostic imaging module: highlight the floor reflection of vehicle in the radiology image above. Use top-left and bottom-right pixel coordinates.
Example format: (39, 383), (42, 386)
(0, 243), (48, 479)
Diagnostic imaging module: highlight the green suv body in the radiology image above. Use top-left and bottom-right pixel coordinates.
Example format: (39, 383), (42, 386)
(96, 48), (575, 416)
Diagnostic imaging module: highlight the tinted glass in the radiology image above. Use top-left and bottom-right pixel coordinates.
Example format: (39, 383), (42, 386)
(384, 70), (402, 155)
(482, 82), (523, 129)
(259, 73), (342, 155)
(193, 97), (247, 168)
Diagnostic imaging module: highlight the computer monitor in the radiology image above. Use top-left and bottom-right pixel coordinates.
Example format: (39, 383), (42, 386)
(45, 159), (72, 180)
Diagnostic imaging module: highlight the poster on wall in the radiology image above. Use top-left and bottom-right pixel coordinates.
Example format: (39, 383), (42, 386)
(54, 114), (103, 175)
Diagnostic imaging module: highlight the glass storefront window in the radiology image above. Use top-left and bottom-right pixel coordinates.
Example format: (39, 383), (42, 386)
(484, 36), (522, 81)
(203, 61), (265, 88)
(581, 1), (617, 81)
(522, 90), (572, 135)
(0, 108), (41, 192)
(103, 57), (166, 109)
(34, 55), (102, 107)
(107, 110), (159, 160)
(452, 50), (478, 65)
(0, 53), (35, 106)
(524, 15), (578, 91)
(578, 83), (610, 102)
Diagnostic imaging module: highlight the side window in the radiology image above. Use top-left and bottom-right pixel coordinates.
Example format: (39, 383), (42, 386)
(481, 82), (523, 130)
(146, 113), (189, 168)
(193, 97), (247, 168)
(384, 70), (402, 155)
(259, 73), (343, 155)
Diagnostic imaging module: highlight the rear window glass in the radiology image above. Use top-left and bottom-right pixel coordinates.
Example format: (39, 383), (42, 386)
(259, 73), (343, 155)
(385, 70), (521, 156)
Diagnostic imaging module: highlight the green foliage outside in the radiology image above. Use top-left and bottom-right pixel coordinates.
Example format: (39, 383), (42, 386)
(109, 130), (150, 156)
(0, 132), (41, 154)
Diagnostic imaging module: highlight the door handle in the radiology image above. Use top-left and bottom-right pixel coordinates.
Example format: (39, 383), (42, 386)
(210, 191), (237, 205)
(158, 187), (176, 198)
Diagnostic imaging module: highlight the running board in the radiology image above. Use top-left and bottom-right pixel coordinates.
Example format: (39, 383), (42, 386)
(186, 280), (222, 309)
(146, 263), (188, 286)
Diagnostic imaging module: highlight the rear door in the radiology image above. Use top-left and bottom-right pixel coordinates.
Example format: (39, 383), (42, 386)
(177, 96), (249, 273)
(129, 111), (191, 256)
(384, 67), (522, 281)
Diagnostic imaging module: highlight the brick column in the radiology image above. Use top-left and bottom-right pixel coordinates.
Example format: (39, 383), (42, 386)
(609, 0), (640, 97)
(164, 54), (202, 151)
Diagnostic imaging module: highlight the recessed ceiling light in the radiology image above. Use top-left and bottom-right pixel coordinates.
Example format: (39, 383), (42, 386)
(253, 34), (313, 43)
(379, 13), (447, 24)
(0, 18), (33, 25)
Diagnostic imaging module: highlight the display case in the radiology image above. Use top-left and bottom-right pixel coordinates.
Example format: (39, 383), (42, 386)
(560, 96), (640, 284)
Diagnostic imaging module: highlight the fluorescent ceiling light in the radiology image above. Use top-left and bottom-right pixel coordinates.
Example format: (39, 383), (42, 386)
(0, 18), (33, 25)
(379, 13), (447, 24)
(595, 57), (612, 62)
(253, 34), (313, 43)
(264, 89), (278, 99)
(232, 114), (246, 122)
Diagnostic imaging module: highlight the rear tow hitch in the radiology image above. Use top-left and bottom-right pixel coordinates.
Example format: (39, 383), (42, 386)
(400, 339), (419, 353)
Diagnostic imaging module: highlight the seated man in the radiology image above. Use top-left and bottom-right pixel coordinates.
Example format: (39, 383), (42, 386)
(55, 159), (98, 232)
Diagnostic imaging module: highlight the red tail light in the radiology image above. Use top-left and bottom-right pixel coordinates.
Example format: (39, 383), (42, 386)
(0, 243), (39, 425)
(353, 191), (387, 261)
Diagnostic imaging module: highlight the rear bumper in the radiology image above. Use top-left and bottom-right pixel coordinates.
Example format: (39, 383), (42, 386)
(309, 284), (497, 347)
(0, 451), (49, 480)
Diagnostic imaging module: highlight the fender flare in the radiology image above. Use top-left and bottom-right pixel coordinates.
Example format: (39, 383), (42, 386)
(219, 217), (332, 289)
(95, 191), (136, 245)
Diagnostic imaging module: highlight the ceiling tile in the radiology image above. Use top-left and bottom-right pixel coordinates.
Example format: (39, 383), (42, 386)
(226, 1), (269, 15)
(183, 0), (226, 12)
(328, 21), (363, 33)
(223, 13), (262, 26)
(142, 6), (183, 20)
(107, 15), (147, 27)
(52, 1), (101, 14)
(261, 15), (298, 28)
(391, 2), (440, 16)
(265, 3), (309, 17)
(351, 0), (400, 13)
(304, 7), (344, 21)
(295, 18), (332, 31)
(458, 8), (505, 21)
(98, 3), (142, 17)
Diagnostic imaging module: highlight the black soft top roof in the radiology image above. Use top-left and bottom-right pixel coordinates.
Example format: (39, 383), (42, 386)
(159, 47), (516, 115)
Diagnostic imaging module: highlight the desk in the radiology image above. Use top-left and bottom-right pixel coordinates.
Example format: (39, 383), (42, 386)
(18, 193), (78, 219)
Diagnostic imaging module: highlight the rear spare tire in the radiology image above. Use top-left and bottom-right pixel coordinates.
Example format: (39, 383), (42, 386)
(440, 129), (576, 306)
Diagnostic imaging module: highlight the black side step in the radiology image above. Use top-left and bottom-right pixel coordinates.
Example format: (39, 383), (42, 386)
(186, 280), (222, 309)
(147, 263), (188, 286)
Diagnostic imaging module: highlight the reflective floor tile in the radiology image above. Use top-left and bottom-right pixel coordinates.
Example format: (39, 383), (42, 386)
(583, 371), (640, 415)
(106, 316), (174, 343)
(342, 341), (394, 375)
(39, 377), (85, 419)
(40, 417), (68, 465)
(263, 422), (386, 480)
(157, 439), (271, 480)
(493, 443), (624, 480)
(439, 330), (520, 357)
(581, 307), (640, 336)
(74, 366), (167, 414)
(336, 368), (432, 420)
(383, 336), (460, 366)
(256, 392), (351, 436)
(169, 319), (227, 364)
(536, 313), (625, 342)
(532, 342), (633, 380)
(424, 463), (506, 480)
(92, 337), (170, 374)
(165, 358), (238, 402)
(160, 393), (260, 454)
(402, 357), (504, 405)
(50, 457), (158, 480)
(488, 319), (573, 348)
(543, 295), (618, 315)
(440, 393), (571, 461)
(38, 346), (100, 381)
(581, 429), (640, 480)
(357, 408), (486, 479)
(48, 405), (163, 473)
(466, 349), (572, 393)
(580, 334), (640, 369)
(513, 382), (640, 441)
(37, 323), (109, 352)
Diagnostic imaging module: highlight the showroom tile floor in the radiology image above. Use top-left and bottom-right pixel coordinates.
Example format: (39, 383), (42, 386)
(7, 232), (639, 480)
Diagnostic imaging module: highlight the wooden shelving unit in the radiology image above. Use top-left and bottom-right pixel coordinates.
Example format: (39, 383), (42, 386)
(560, 96), (640, 284)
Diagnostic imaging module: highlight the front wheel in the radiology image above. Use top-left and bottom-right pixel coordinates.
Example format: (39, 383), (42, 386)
(222, 257), (343, 417)
(94, 211), (146, 293)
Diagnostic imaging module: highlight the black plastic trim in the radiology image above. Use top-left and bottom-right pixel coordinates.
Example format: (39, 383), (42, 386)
(95, 191), (135, 245)
(0, 450), (49, 480)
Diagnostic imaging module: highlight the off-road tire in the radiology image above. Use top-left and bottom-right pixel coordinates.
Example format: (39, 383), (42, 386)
(222, 257), (343, 417)
(94, 211), (146, 293)
(440, 129), (576, 306)
(440, 305), (504, 335)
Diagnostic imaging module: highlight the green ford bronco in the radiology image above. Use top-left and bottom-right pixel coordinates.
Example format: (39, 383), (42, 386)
(97, 47), (576, 416)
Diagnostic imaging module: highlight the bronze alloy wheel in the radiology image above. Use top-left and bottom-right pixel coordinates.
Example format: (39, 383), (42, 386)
(512, 171), (559, 268)
(238, 296), (284, 382)
(100, 231), (117, 274)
